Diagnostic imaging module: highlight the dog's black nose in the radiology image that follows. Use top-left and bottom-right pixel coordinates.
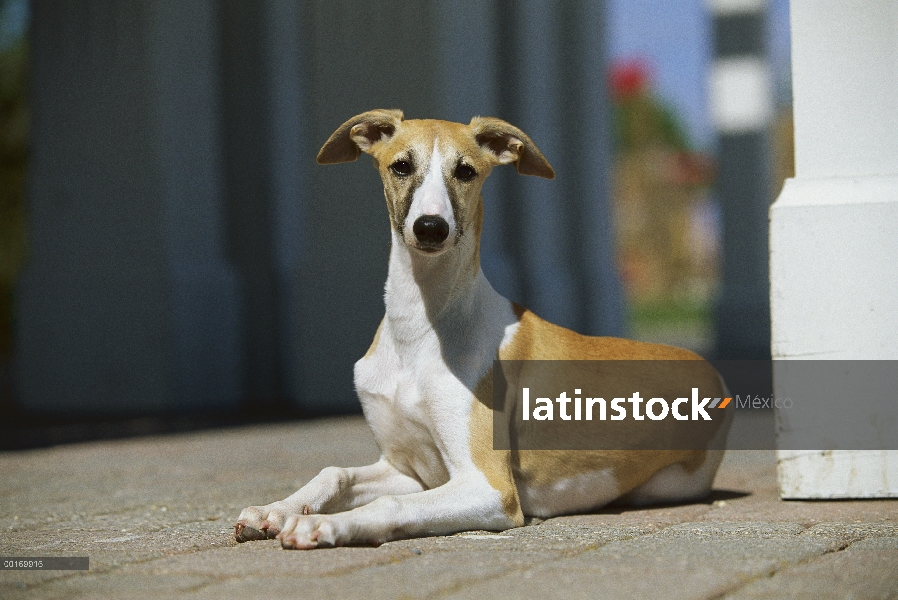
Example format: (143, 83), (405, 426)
(413, 215), (450, 246)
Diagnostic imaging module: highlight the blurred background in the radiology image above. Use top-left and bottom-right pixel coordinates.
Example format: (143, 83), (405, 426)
(0, 0), (793, 448)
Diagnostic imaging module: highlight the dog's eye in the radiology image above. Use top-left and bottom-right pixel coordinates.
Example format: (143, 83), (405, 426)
(454, 164), (476, 181)
(390, 160), (412, 176)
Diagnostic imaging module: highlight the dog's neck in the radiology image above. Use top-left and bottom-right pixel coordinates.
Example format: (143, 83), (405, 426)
(384, 225), (489, 342)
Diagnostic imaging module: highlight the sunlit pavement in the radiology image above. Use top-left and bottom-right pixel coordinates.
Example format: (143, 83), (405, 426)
(2, 416), (896, 599)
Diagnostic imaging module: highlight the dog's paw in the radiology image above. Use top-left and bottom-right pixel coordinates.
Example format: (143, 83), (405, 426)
(277, 515), (340, 550)
(234, 502), (302, 542)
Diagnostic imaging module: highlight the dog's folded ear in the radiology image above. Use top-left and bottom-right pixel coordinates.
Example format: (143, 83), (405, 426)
(469, 117), (555, 179)
(317, 109), (405, 164)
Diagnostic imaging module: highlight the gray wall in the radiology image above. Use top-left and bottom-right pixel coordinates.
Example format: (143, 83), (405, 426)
(18, 1), (243, 415)
(16, 0), (622, 416)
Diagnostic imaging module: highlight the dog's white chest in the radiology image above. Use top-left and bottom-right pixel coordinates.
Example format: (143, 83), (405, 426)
(354, 328), (469, 489)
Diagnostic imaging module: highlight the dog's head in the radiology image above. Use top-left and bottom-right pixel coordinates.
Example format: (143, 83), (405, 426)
(317, 109), (554, 256)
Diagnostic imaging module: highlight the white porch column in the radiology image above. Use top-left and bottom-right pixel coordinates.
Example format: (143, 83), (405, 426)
(771, 1), (898, 497)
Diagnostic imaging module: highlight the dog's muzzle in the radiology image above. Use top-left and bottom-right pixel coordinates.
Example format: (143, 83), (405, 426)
(412, 215), (450, 249)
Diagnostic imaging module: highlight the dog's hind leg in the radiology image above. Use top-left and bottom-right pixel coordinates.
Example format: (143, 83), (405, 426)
(613, 450), (725, 507)
(235, 458), (424, 542)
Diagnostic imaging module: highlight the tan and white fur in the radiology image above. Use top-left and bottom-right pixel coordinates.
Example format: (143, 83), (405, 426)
(234, 109), (729, 549)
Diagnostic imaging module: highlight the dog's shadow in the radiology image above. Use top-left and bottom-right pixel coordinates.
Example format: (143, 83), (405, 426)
(591, 488), (751, 516)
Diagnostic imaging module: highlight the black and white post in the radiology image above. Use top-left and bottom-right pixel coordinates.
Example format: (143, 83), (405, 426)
(708, 0), (774, 359)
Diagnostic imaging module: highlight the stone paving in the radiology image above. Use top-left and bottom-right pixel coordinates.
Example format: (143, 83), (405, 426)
(1, 417), (896, 599)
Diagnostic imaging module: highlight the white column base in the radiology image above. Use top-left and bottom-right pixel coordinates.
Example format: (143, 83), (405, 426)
(770, 176), (898, 498)
(777, 450), (898, 499)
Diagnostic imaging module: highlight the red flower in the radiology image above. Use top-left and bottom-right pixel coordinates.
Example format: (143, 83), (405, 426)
(609, 60), (651, 101)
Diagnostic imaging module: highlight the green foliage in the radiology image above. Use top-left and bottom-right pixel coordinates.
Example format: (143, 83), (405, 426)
(613, 94), (691, 154)
(628, 298), (711, 330)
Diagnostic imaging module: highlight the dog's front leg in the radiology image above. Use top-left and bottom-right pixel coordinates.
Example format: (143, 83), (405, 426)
(234, 458), (424, 542)
(277, 472), (519, 549)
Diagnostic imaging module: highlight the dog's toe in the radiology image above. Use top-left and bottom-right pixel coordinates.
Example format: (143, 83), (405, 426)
(277, 515), (337, 550)
(234, 520), (267, 543)
(234, 505), (288, 542)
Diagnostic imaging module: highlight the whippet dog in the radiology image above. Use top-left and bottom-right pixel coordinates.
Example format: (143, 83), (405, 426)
(234, 110), (729, 549)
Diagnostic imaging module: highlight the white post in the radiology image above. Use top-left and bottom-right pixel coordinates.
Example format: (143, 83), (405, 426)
(771, 1), (898, 498)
